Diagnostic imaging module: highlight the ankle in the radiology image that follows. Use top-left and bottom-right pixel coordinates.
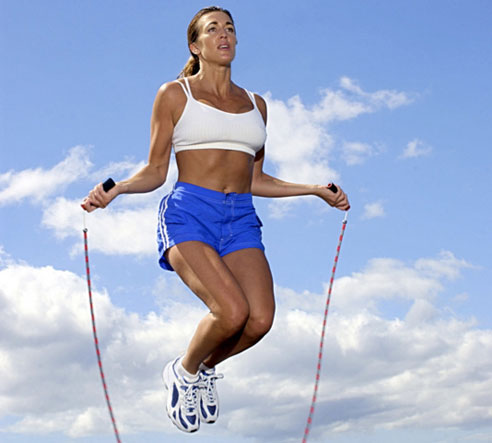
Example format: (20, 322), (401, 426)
(178, 357), (199, 381)
(199, 362), (214, 372)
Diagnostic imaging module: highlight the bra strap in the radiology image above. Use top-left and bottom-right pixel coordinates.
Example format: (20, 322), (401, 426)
(183, 77), (194, 98)
(245, 90), (258, 109)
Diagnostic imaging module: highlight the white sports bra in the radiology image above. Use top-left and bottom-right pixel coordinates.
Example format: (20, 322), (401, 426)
(172, 77), (267, 157)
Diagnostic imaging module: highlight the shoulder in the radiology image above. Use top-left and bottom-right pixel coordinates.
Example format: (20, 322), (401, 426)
(152, 80), (187, 121)
(252, 93), (267, 111)
(155, 80), (187, 105)
(253, 93), (267, 123)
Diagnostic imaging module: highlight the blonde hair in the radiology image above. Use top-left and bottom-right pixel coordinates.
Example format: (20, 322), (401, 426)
(178, 6), (235, 78)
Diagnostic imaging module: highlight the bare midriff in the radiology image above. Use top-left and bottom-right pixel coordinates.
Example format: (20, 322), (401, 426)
(176, 149), (255, 194)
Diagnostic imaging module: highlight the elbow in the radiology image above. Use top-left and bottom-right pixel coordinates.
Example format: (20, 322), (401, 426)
(158, 165), (168, 184)
(155, 167), (169, 189)
(251, 174), (266, 196)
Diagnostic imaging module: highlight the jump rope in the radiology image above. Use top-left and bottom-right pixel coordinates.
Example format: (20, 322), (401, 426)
(82, 178), (347, 442)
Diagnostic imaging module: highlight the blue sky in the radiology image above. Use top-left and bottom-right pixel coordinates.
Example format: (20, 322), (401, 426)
(1, 1), (492, 442)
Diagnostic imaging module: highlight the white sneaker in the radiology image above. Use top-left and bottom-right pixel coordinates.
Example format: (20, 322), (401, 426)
(162, 357), (202, 433)
(199, 367), (224, 424)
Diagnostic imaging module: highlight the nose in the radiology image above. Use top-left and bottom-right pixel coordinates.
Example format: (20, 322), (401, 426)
(218, 27), (228, 39)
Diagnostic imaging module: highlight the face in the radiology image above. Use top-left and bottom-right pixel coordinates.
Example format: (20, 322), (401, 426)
(191, 11), (237, 65)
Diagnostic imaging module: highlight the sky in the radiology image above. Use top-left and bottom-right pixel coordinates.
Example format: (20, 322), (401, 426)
(1, 0), (492, 442)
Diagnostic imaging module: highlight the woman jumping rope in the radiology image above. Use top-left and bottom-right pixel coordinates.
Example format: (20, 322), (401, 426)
(82, 6), (350, 434)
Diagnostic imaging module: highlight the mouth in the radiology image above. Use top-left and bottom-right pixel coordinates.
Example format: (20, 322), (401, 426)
(218, 44), (230, 50)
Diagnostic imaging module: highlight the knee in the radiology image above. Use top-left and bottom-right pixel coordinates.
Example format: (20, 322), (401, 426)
(215, 301), (250, 336)
(245, 312), (274, 342)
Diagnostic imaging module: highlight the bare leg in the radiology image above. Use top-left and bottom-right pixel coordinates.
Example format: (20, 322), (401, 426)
(202, 248), (275, 368)
(165, 241), (250, 374)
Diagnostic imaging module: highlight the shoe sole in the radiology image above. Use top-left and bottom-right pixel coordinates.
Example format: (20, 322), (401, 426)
(162, 361), (174, 423)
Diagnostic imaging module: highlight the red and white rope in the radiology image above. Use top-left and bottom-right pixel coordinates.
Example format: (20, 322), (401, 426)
(302, 212), (348, 442)
(83, 223), (122, 443)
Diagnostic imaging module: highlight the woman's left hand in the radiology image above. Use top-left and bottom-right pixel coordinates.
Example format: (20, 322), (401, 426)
(316, 184), (351, 211)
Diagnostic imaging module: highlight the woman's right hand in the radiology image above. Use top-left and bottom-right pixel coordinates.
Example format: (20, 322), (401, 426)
(81, 181), (119, 212)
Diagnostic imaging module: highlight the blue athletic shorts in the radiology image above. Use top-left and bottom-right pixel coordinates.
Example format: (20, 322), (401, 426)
(157, 181), (265, 271)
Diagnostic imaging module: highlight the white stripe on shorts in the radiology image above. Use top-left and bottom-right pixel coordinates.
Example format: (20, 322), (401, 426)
(158, 192), (172, 250)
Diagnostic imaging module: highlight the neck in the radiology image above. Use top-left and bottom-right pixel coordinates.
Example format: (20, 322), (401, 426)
(195, 62), (233, 96)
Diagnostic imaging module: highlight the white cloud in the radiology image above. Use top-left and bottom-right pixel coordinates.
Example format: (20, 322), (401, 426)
(41, 158), (178, 257)
(454, 292), (470, 303)
(362, 201), (386, 219)
(415, 250), (473, 279)
(0, 146), (93, 206)
(331, 251), (470, 313)
(309, 77), (413, 124)
(42, 196), (159, 257)
(0, 147), (178, 258)
(0, 261), (203, 438)
(264, 78), (412, 218)
(342, 141), (380, 166)
(401, 138), (432, 159)
(265, 77), (412, 182)
(311, 88), (370, 122)
(0, 245), (15, 267)
(1, 251), (491, 442)
(265, 93), (338, 185)
(339, 76), (415, 110)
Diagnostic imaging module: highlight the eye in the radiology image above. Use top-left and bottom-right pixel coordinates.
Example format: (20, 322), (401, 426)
(207, 26), (217, 33)
(226, 27), (235, 33)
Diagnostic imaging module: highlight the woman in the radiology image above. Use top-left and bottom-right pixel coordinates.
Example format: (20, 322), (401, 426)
(82, 6), (350, 434)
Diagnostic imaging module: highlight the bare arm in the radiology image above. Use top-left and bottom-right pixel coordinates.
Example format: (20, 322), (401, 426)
(251, 95), (350, 211)
(82, 82), (183, 212)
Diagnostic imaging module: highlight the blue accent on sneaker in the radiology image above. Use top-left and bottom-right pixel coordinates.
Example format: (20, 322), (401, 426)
(163, 357), (202, 433)
(179, 412), (189, 430)
(199, 368), (224, 424)
(172, 384), (179, 408)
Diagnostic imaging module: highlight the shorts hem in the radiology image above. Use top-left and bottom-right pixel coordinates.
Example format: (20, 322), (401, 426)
(158, 236), (217, 271)
(158, 239), (265, 272)
(220, 242), (265, 257)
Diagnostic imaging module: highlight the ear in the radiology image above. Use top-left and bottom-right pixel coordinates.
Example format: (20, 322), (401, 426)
(190, 43), (200, 55)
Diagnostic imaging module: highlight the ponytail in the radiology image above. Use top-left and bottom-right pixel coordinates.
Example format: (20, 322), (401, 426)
(178, 55), (200, 79)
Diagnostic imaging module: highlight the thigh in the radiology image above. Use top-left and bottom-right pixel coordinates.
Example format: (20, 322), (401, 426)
(222, 248), (275, 319)
(157, 185), (221, 271)
(166, 241), (248, 314)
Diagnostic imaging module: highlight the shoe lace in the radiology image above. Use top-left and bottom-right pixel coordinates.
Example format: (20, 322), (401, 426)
(202, 372), (224, 403)
(182, 382), (204, 413)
